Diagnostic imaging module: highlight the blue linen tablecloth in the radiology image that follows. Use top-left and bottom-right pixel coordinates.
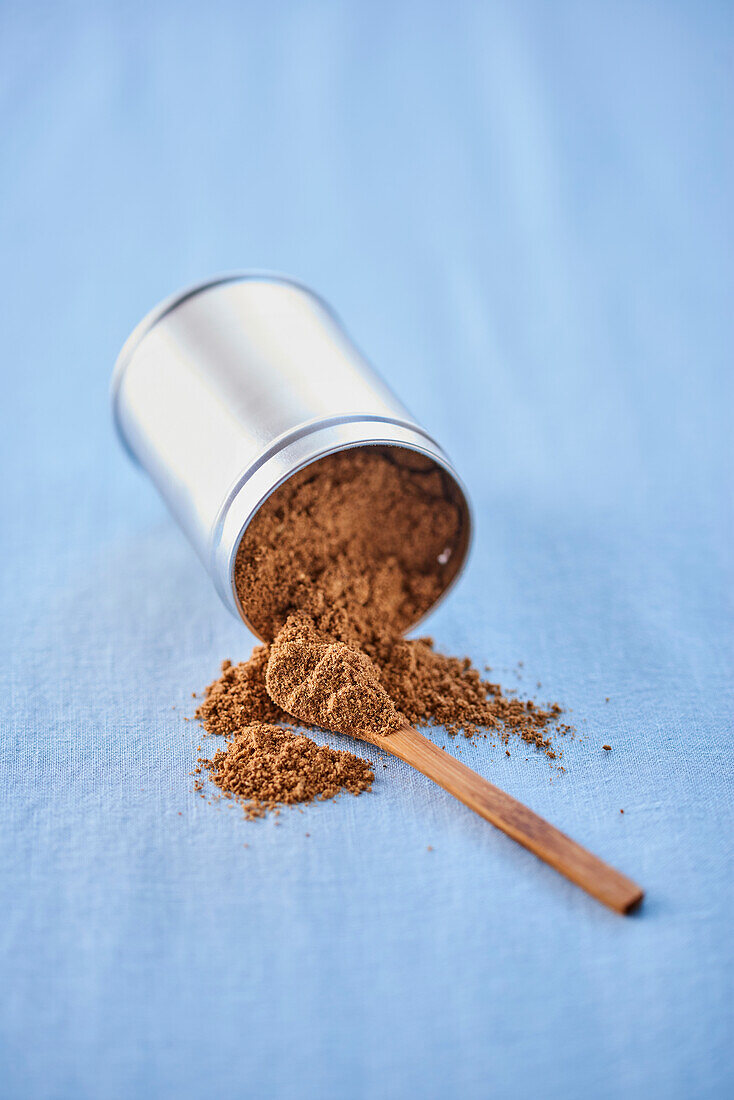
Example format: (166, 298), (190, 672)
(1, 2), (732, 1097)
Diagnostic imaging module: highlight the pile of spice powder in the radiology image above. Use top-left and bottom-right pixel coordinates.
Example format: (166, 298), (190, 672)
(194, 447), (571, 813)
(194, 722), (374, 819)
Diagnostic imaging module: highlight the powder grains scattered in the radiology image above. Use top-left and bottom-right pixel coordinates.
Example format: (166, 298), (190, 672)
(376, 635), (565, 757)
(198, 622), (566, 761)
(198, 722), (374, 819)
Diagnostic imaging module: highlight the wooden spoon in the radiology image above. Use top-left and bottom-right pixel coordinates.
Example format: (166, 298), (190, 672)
(265, 618), (644, 915)
(368, 721), (643, 914)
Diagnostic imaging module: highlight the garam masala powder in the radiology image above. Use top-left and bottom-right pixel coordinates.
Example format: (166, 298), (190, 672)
(194, 447), (570, 816)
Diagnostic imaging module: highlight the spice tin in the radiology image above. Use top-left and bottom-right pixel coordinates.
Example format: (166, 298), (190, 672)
(112, 274), (472, 638)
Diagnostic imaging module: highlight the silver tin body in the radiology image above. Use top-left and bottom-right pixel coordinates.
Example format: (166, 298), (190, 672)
(112, 274), (472, 637)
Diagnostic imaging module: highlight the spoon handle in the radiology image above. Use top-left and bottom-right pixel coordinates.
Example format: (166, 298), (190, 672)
(381, 724), (644, 914)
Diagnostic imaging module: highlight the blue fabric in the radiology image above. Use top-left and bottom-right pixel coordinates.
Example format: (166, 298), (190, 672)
(1, 2), (732, 1097)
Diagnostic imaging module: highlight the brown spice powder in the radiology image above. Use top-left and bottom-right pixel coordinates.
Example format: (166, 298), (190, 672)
(265, 612), (403, 740)
(198, 632), (564, 759)
(234, 446), (467, 645)
(195, 447), (569, 782)
(199, 722), (374, 819)
(196, 648), (292, 736)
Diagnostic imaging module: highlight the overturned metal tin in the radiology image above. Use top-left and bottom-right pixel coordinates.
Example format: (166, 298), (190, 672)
(112, 274), (472, 638)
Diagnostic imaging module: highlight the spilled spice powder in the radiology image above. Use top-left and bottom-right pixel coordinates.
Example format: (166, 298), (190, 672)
(196, 648), (292, 735)
(195, 447), (571, 812)
(197, 722), (373, 819)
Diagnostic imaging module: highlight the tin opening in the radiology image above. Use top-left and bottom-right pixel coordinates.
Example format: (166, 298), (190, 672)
(232, 444), (471, 642)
